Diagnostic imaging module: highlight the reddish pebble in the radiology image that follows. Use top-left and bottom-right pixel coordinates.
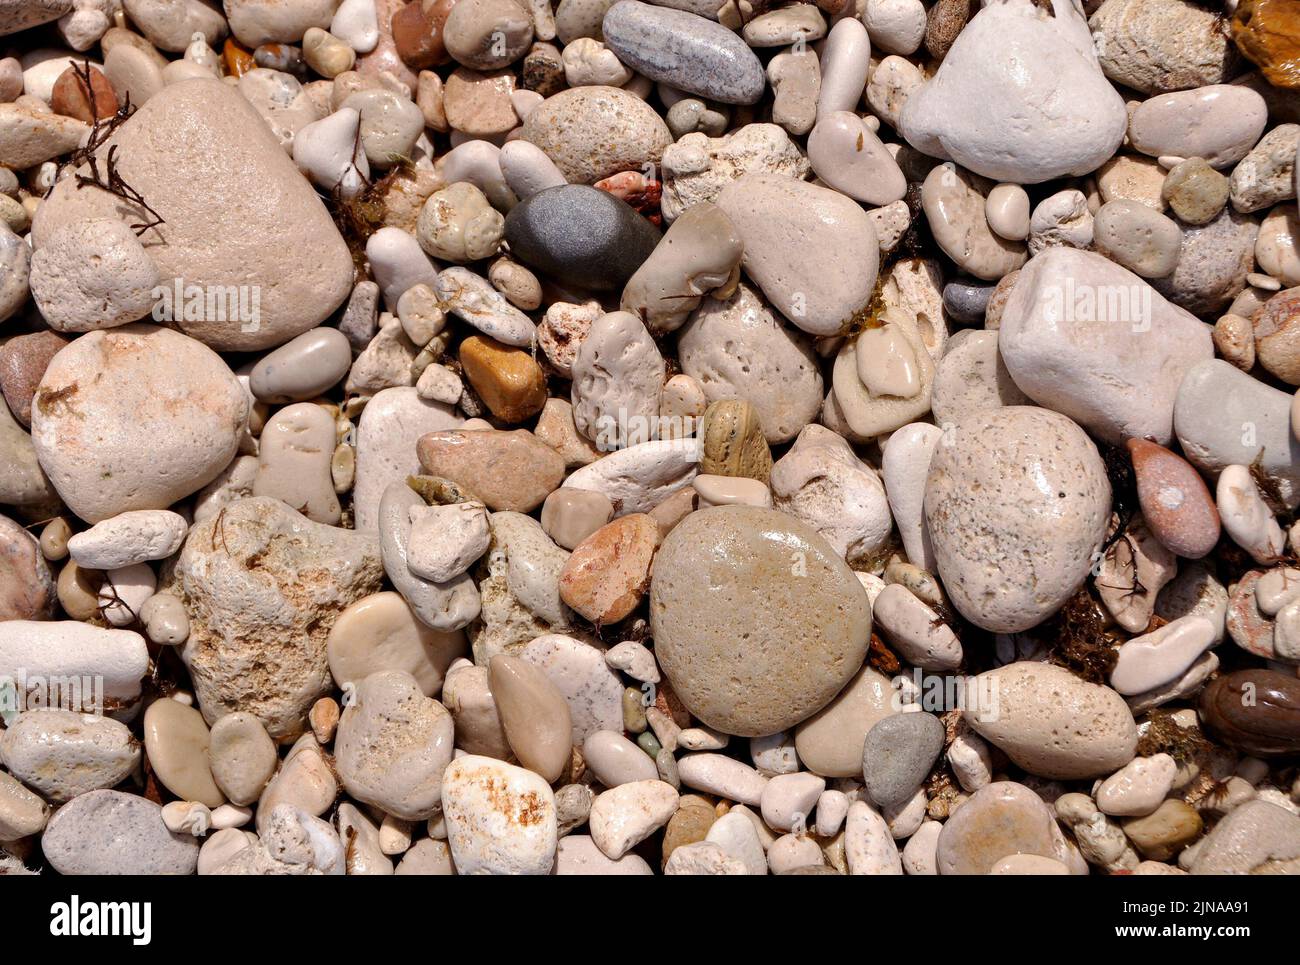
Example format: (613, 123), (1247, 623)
(50, 65), (118, 123)
(0, 331), (69, 428)
(392, 0), (455, 69)
(1127, 437), (1220, 559)
(558, 514), (659, 624)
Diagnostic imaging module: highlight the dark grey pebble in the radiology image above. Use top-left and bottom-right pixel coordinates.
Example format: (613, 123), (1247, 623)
(602, 0), (766, 106)
(861, 712), (945, 809)
(942, 279), (995, 324)
(504, 184), (661, 292)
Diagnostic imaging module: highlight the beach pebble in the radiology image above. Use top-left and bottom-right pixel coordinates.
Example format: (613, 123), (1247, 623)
(31, 325), (247, 523)
(677, 753), (768, 805)
(406, 501), (490, 583)
(924, 407), (1110, 632)
(1, 709), (140, 802)
(1129, 86), (1267, 170)
(964, 663), (1138, 780)
(1217, 464), (1286, 564)
(519, 633), (624, 742)
(208, 712), (278, 807)
(584, 730), (658, 786)
(490, 653), (573, 782)
(922, 164), (1027, 281)
(42, 789), (199, 876)
(417, 428), (564, 513)
(936, 781), (1077, 875)
(589, 779), (678, 858)
(807, 111), (906, 206)
(521, 85), (669, 184)
(335, 671), (454, 820)
(254, 403), (342, 525)
(900, 0), (1126, 184)
(249, 328), (352, 404)
(1111, 615), (1218, 696)
(660, 123), (809, 224)
(602, 1), (762, 105)
(1093, 200), (1182, 277)
(0, 516), (55, 622)
(1163, 157), (1229, 226)
(442, 755), (557, 874)
(929, 330), (1029, 428)
(651, 507), (870, 736)
(0, 620), (149, 712)
(999, 248), (1212, 445)
(1097, 754), (1178, 818)
(861, 711), (943, 809)
(871, 583), (962, 671)
(1127, 438), (1220, 559)
(716, 174), (876, 337)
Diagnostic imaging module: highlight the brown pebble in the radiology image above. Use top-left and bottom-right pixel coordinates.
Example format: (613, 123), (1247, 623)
(0, 515), (55, 621)
(310, 697), (340, 744)
(699, 399), (772, 482)
(393, 0), (455, 69)
(1126, 438), (1220, 559)
(1121, 799), (1203, 861)
(1252, 286), (1300, 385)
(1199, 669), (1300, 757)
(0, 331), (68, 428)
(50, 65), (118, 123)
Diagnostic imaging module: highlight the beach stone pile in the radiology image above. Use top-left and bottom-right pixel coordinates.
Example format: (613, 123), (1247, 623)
(0, 0), (1296, 877)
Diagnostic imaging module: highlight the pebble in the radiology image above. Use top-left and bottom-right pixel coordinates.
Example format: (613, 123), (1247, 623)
(929, 329), (1029, 428)
(519, 633), (624, 742)
(563, 437), (700, 515)
(817, 17), (869, 118)
(717, 174), (877, 337)
(458, 335), (548, 423)
(1153, 207), (1259, 315)
(555, 834), (653, 874)
(1122, 799), (1203, 861)
(335, 671), (454, 819)
(589, 779), (678, 858)
(602, 1), (762, 105)
(651, 506), (870, 736)
(999, 248), (1212, 445)
(861, 711), (943, 809)
(520, 85), (669, 184)
(1256, 207), (1300, 290)
(922, 164), (1027, 281)
(254, 403), (342, 525)
(208, 711), (279, 806)
(0, 331), (65, 429)
(435, 267), (537, 348)
(42, 789), (199, 876)
(1218, 464), (1286, 564)
(1231, 124), (1299, 214)
(31, 325), (246, 523)
(1091, 0), (1237, 95)
(1163, 157), (1229, 226)
(1127, 437), (1221, 559)
(540, 488), (615, 550)
(871, 583), (962, 671)
(964, 663), (1138, 780)
(175, 497), (384, 737)
(0, 516), (55, 621)
(1130, 86), (1267, 170)
(558, 514), (657, 623)
(1096, 754), (1178, 818)
(143, 697), (224, 807)
(441, 755), (556, 875)
(0, 620), (150, 712)
(677, 753), (767, 806)
(416, 428), (564, 513)
(661, 123), (808, 223)
(900, 0), (1126, 184)
(583, 729), (658, 786)
(807, 111), (906, 206)
(249, 328), (352, 404)
(1190, 799), (1300, 874)
(1110, 615), (1218, 696)
(924, 407), (1110, 633)
(486, 655), (573, 782)
(1, 709), (140, 802)
(1092, 199), (1183, 278)
(935, 781), (1076, 876)
(139, 590), (190, 646)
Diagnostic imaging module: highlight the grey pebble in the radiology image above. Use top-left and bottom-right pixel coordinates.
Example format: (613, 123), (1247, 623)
(602, 0), (765, 105)
(861, 712), (945, 809)
(941, 279), (994, 324)
(41, 790), (199, 875)
(505, 184), (661, 291)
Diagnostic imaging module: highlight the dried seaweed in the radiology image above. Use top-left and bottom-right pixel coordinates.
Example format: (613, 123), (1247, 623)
(58, 68), (165, 237)
(327, 146), (418, 274)
(1041, 590), (1120, 685)
(1136, 708), (1212, 766)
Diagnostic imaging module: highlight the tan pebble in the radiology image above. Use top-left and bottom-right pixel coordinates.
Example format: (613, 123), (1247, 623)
(558, 513), (658, 624)
(489, 653), (573, 783)
(56, 560), (102, 620)
(309, 698), (340, 744)
(699, 398), (772, 481)
(540, 487), (614, 550)
(534, 397), (601, 468)
(417, 427), (564, 512)
(1214, 312), (1256, 370)
(144, 697), (226, 808)
(208, 712), (278, 807)
(1122, 799), (1203, 860)
(327, 591), (466, 697)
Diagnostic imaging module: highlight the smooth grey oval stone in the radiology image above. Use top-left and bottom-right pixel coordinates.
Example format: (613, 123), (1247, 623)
(861, 712), (945, 809)
(504, 184), (661, 292)
(41, 790), (199, 875)
(249, 327), (352, 404)
(602, 0), (765, 105)
(942, 279), (994, 324)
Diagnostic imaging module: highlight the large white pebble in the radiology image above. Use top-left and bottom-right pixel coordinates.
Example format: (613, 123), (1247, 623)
(441, 755), (557, 875)
(68, 510), (187, 569)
